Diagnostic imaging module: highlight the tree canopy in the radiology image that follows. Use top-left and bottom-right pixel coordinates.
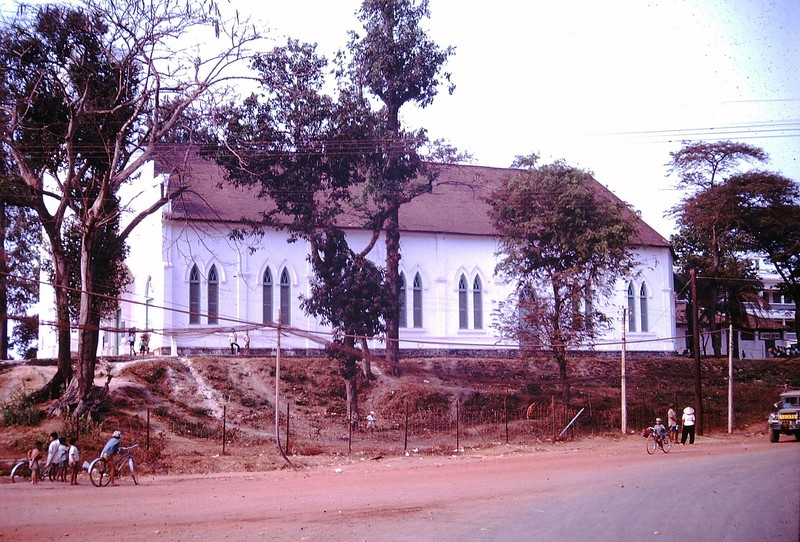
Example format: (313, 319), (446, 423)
(0, 0), (256, 409)
(489, 158), (635, 407)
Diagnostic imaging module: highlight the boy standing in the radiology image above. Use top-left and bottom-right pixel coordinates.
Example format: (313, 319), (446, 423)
(68, 438), (80, 485)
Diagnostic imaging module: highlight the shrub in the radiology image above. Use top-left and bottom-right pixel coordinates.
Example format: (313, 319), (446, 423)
(1, 390), (46, 427)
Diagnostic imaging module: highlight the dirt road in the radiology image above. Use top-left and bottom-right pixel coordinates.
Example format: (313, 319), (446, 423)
(1, 435), (797, 541)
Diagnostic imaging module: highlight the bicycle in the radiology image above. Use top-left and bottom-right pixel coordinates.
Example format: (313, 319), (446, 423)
(645, 428), (671, 454)
(88, 444), (139, 486)
(10, 460), (57, 483)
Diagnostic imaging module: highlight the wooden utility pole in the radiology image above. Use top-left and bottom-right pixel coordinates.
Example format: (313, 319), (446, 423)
(691, 268), (703, 436)
(621, 308), (627, 435)
(275, 313), (293, 466)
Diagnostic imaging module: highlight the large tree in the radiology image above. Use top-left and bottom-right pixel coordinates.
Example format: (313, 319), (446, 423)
(213, 39), (393, 422)
(667, 140), (769, 356)
(725, 171), (800, 340)
(0, 0), (256, 411)
(670, 183), (763, 357)
(489, 158), (635, 408)
(301, 229), (395, 423)
(345, 0), (454, 365)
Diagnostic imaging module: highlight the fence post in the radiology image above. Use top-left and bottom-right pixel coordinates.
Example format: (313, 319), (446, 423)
(286, 402), (290, 453)
(146, 408), (150, 451)
(456, 400), (460, 452)
(504, 395), (509, 444)
(404, 402), (409, 451)
(222, 404), (227, 455)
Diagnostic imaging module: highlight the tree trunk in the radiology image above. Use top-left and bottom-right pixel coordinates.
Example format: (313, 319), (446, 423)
(554, 347), (571, 409)
(343, 335), (360, 429)
(30, 242), (73, 402)
(360, 337), (373, 379)
(77, 230), (100, 402)
(0, 199), (8, 360)
(385, 205), (401, 368)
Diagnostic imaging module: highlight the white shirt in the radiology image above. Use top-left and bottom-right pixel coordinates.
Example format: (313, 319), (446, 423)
(68, 445), (80, 465)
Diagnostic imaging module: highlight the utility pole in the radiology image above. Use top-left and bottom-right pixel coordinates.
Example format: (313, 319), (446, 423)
(275, 313), (293, 467)
(691, 268), (703, 436)
(621, 308), (627, 435)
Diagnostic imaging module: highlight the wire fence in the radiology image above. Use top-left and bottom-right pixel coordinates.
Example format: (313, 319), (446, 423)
(151, 390), (769, 458)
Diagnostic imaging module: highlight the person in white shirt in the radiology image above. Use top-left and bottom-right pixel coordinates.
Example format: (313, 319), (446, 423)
(57, 438), (68, 482)
(68, 438), (80, 485)
(681, 407), (696, 445)
(44, 432), (60, 474)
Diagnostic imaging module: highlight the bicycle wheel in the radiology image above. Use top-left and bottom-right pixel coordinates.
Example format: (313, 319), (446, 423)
(45, 465), (57, 482)
(661, 435), (672, 453)
(89, 458), (111, 487)
(646, 435), (657, 454)
(10, 461), (30, 483)
(128, 457), (138, 485)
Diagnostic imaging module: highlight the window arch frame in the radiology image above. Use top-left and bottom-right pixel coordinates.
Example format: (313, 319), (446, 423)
(472, 275), (483, 330)
(458, 274), (468, 329)
(627, 282), (636, 332)
(207, 264), (219, 325)
(262, 267), (274, 324)
(279, 267), (291, 325)
(412, 272), (423, 328)
(639, 282), (649, 332)
(189, 265), (200, 325)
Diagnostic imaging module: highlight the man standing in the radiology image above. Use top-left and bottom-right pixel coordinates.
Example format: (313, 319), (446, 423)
(681, 407), (696, 445)
(101, 430), (122, 486)
(44, 432), (59, 477)
(228, 328), (240, 354)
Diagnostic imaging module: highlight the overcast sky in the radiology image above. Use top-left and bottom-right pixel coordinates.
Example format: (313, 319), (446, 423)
(4, 0), (798, 239)
(246, 0), (800, 239)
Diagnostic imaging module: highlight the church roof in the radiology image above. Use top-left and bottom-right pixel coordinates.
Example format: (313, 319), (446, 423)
(154, 146), (669, 248)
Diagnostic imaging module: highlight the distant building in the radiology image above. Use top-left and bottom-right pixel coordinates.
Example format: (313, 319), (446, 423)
(38, 147), (678, 357)
(675, 263), (797, 358)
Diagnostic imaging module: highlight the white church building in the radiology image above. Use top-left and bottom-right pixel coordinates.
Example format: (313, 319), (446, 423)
(38, 147), (678, 358)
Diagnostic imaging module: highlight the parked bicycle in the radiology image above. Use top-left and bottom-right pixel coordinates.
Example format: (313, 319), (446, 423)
(10, 460), (57, 483)
(88, 444), (139, 486)
(645, 428), (672, 454)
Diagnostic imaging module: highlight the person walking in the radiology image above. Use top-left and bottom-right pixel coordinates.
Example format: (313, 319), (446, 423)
(667, 405), (679, 444)
(243, 330), (250, 356)
(681, 406), (696, 445)
(128, 329), (136, 356)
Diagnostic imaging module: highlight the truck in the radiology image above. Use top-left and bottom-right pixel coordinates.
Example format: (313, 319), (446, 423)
(767, 390), (800, 443)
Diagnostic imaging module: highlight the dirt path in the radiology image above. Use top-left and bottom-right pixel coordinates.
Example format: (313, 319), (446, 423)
(1, 433), (792, 541)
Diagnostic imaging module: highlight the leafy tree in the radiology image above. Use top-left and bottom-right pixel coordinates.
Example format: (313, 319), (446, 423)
(345, 0), (455, 364)
(668, 141), (769, 356)
(213, 40), (395, 422)
(725, 171), (800, 340)
(670, 183), (763, 357)
(0, 172), (40, 359)
(489, 158), (635, 408)
(0, 0), (256, 412)
(301, 229), (395, 421)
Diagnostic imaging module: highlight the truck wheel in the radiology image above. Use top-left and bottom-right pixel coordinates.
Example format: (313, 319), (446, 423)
(795, 432), (800, 441)
(769, 429), (780, 443)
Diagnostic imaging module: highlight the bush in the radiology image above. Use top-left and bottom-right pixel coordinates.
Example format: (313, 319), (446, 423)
(1, 390), (46, 426)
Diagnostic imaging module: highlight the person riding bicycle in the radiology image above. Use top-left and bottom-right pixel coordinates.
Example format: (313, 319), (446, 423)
(652, 418), (667, 443)
(101, 430), (122, 486)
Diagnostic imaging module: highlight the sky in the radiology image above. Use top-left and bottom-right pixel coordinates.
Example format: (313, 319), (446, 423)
(241, 0), (800, 239)
(3, 0), (798, 239)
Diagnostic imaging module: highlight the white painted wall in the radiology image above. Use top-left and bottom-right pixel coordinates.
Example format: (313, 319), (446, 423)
(38, 158), (679, 357)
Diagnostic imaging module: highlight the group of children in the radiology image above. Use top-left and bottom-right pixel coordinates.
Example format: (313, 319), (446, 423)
(27, 432), (80, 485)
